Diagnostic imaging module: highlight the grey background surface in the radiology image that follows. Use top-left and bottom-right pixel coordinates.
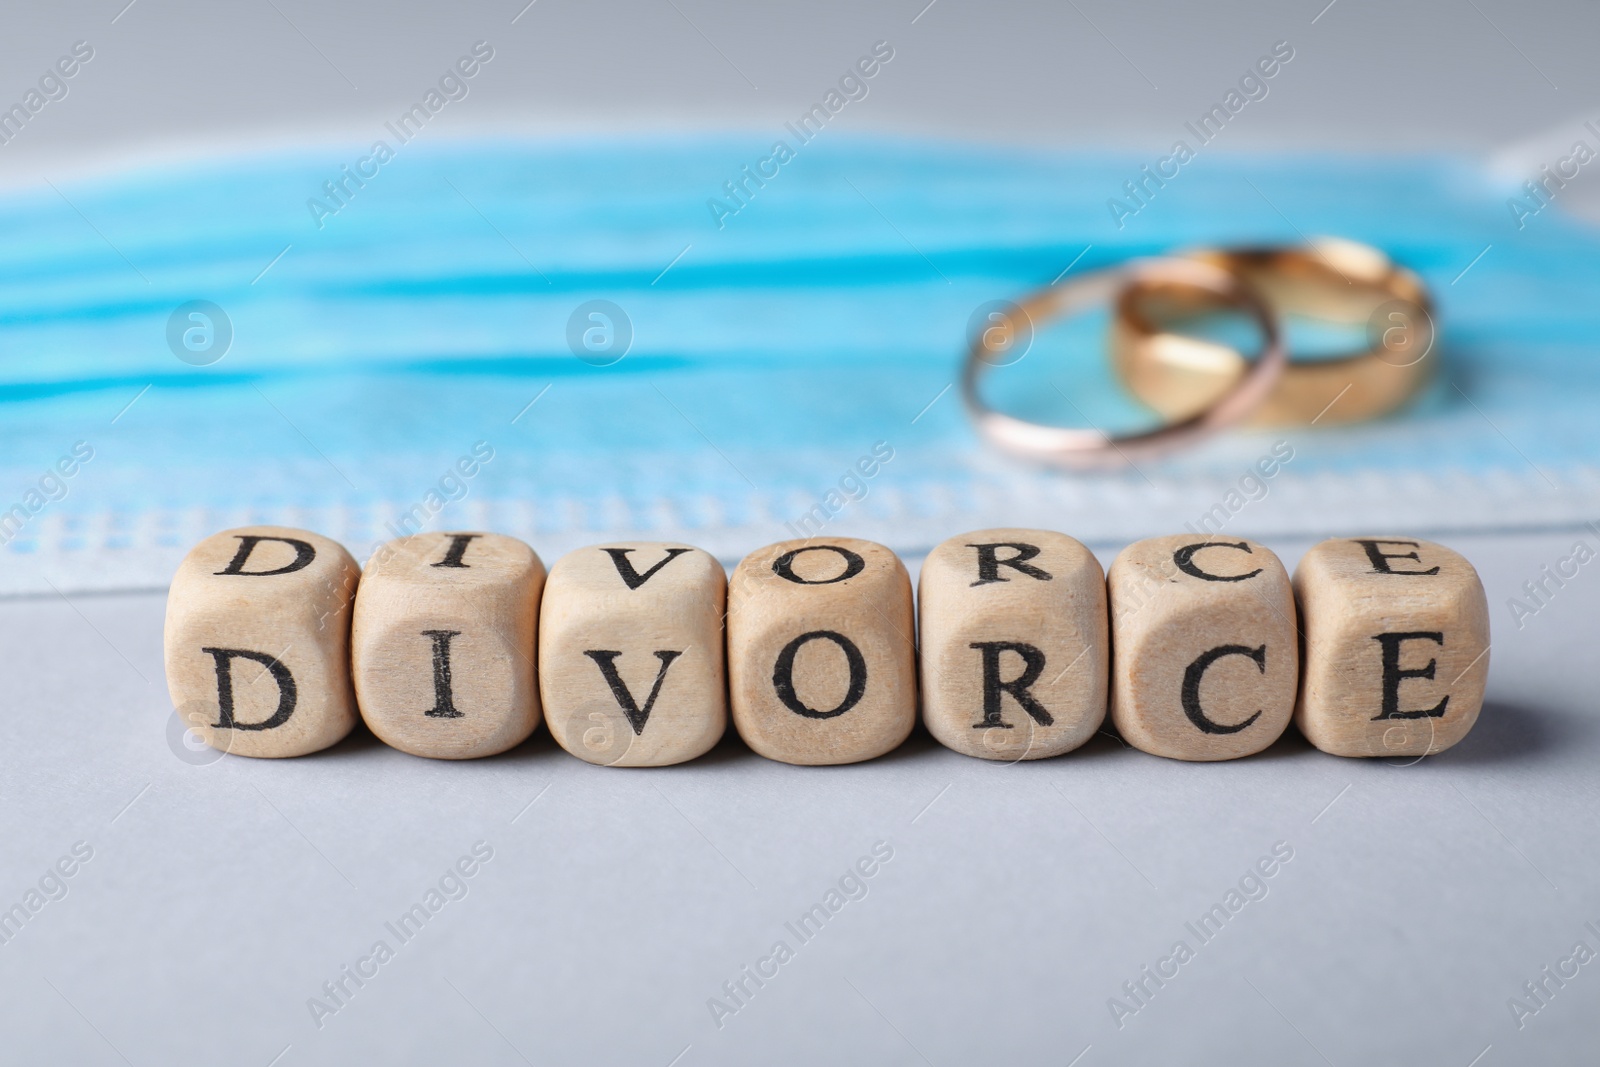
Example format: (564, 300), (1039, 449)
(1, 0), (1598, 177)
(5, 533), (1597, 1066)
(2, 2), (1598, 1064)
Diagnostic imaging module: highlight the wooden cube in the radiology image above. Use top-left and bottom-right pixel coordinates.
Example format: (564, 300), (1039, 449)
(164, 525), (361, 758)
(919, 528), (1107, 760)
(539, 542), (727, 766)
(728, 538), (915, 765)
(352, 532), (544, 759)
(1108, 535), (1298, 761)
(1294, 537), (1490, 757)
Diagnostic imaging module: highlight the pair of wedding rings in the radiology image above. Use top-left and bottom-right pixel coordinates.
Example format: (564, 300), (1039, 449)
(961, 238), (1436, 467)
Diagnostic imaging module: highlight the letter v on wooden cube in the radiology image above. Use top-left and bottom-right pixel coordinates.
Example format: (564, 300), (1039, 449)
(539, 543), (727, 766)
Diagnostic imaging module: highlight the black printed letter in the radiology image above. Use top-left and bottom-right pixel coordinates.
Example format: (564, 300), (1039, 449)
(772, 545), (866, 585)
(1173, 541), (1262, 583)
(970, 641), (1053, 727)
(422, 630), (464, 718)
(1181, 644), (1266, 734)
(214, 535), (316, 576)
(601, 547), (692, 590)
(201, 647), (298, 730)
(1371, 631), (1449, 719)
(583, 650), (684, 734)
(1354, 539), (1440, 576)
(772, 630), (867, 718)
(432, 534), (480, 568)
(967, 543), (1052, 587)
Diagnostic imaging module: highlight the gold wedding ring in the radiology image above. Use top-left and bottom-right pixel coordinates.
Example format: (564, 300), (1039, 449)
(962, 257), (1286, 468)
(1111, 237), (1436, 428)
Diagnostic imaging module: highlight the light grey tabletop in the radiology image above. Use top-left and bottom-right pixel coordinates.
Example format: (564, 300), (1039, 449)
(2, 530), (1595, 1065)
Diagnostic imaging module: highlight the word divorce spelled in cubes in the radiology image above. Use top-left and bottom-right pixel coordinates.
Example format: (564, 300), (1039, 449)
(164, 527), (1491, 765)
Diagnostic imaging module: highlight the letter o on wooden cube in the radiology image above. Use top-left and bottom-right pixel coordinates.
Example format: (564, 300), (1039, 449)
(1294, 537), (1489, 757)
(539, 543), (727, 766)
(919, 528), (1107, 760)
(1108, 536), (1298, 761)
(729, 538), (915, 765)
(352, 533), (544, 759)
(164, 525), (361, 758)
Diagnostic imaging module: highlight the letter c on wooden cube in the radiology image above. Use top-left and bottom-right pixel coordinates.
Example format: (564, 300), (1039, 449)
(1108, 535), (1298, 761)
(919, 528), (1108, 760)
(352, 532), (545, 759)
(1294, 537), (1489, 757)
(728, 538), (916, 765)
(539, 542), (727, 766)
(163, 525), (361, 757)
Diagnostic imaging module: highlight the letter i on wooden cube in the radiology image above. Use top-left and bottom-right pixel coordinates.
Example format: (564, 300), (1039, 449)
(352, 533), (545, 759)
(919, 529), (1108, 760)
(1294, 537), (1490, 757)
(1108, 536), (1298, 761)
(728, 538), (916, 765)
(539, 543), (727, 766)
(164, 526), (361, 757)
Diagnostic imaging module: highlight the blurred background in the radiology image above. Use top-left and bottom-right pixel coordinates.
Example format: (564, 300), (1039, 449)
(5, 0), (1600, 162)
(3, 3), (1599, 1065)
(1, 0), (1598, 591)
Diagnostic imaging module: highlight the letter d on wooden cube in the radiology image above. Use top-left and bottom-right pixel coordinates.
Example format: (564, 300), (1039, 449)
(919, 529), (1107, 760)
(353, 533), (544, 759)
(1294, 537), (1489, 757)
(1109, 536), (1298, 761)
(729, 538), (915, 765)
(164, 526), (360, 757)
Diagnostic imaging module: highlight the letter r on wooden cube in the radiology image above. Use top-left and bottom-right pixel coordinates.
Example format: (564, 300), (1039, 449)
(539, 543), (727, 766)
(164, 525), (361, 758)
(1108, 536), (1298, 761)
(352, 533), (545, 759)
(729, 538), (916, 765)
(1294, 537), (1489, 757)
(919, 529), (1108, 760)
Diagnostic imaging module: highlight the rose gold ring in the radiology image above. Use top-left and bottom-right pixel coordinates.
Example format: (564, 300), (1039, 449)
(961, 257), (1286, 468)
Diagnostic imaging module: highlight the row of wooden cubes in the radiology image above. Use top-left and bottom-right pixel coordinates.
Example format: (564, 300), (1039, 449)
(164, 526), (1490, 765)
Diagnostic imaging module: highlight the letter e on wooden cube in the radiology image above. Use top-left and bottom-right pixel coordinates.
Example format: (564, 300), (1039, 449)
(1294, 537), (1489, 757)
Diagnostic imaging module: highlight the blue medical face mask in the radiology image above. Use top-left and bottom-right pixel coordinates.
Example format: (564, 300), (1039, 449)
(0, 134), (1594, 591)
